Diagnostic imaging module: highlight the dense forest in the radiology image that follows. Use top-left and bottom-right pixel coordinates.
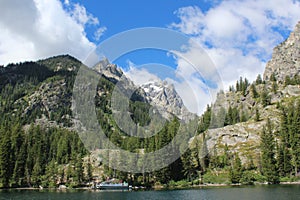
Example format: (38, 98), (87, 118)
(0, 56), (300, 188)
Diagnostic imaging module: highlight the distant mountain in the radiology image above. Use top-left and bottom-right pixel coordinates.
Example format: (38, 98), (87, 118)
(141, 80), (195, 121)
(92, 58), (195, 121)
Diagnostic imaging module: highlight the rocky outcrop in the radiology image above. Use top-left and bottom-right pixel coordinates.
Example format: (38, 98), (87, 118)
(264, 21), (300, 83)
(15, 78), (72, 127)
(93, 58), (124, 82)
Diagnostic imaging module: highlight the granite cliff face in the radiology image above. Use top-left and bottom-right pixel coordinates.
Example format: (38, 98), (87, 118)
(264, 22), (300, 83)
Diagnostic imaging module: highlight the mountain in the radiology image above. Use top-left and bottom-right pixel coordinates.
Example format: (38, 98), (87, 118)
(0, 53), (196, 188)
(93, 58), (194, 121)
(141, 80), (195, 121)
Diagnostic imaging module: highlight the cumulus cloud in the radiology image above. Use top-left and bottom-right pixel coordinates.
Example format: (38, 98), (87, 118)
(70, 3), (99, 26)
(124, 61), (162, 85)
(0, 0), (106, 65)
(171, 0), (300, 90)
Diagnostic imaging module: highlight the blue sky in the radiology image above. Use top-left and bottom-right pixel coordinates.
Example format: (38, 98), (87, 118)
(71, 0), (215, 42)
(1, 0), (300, 114)
(64, 0), (218, 70)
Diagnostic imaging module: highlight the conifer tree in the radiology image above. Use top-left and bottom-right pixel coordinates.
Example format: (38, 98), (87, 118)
(251, 84), (259, 98)
(0, 130), (12, 188)
(260, 119), (279, 184)
(229, 153), (242, 183)
(255, 107), (260, 122)
(256, 74), (263, 84)
(261, 86), (270, 107)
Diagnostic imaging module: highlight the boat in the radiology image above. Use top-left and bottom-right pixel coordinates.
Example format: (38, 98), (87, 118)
(95, 179), (130, 190)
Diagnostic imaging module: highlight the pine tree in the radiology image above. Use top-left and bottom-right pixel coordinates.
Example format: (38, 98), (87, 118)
(31, 158), (42, 186)
(255, 107), (260, 122)
(278, 106), (292, 177)
(199, 133), (209, 173)
(229, 153), (242, 183)
(74, 155), (84, 184)
(251, 84), (259, 98)
(181, 148), (197, 182)
(290, 101), (300, 176)
(44, 159), (58, 187)
(277, 143), (292, 177)
(256, 74), (263, 84)
(236, 81), (240, 92)
(270, 72), (277, 82)
(260, 119), (279, 184)
(272, 82), (278, 93)
(285, 75), (291, 86)
(86, 157), (93, 183)
(0, 130), (12, 188)
(261, 86), (270, 107)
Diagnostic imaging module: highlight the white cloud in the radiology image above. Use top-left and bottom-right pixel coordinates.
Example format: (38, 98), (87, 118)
(94, 27), (107, 41)
(64, 0), (70, 6)
(124, 61), (162, 85)
(170, 0), (300, 110)
(171, 6), (204, 35)
(0, 0), (106, 65)
(71, 3), (99, 26)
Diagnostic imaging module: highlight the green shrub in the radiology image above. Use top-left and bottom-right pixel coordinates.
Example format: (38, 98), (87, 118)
(167, 180), (191, 188)
(240, 171), (256, 185)
(203, 171), (229, 184)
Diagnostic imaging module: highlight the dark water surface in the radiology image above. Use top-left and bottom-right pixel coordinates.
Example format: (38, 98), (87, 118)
(1, 185), (300, 200)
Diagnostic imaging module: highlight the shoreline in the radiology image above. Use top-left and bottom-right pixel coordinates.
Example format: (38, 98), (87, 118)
(2, 181), (300, 191)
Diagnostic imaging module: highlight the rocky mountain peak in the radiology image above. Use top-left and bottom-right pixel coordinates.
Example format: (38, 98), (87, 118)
(93, 59), (195, 121)
(141, 80), (195, 121)
(264, 21), (300, 83)
(93, 58), (123, 81)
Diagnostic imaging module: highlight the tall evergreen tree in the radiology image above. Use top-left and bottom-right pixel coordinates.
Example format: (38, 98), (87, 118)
(260, 119), (279, 184)
(229, 153), (242, 183)
(255, 107), (260, 122)
(256, 74), (263, 84)
(261, 86), (270, 107)
(251, 84), (259, 98)
(290, 102), (300, 175)
(0, 130), (12, 188)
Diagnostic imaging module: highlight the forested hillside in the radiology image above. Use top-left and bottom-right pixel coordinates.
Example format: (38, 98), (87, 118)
(0, 55), (193, 188)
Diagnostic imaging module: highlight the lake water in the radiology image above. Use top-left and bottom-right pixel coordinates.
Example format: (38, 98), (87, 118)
(1, 185), (300, 200)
